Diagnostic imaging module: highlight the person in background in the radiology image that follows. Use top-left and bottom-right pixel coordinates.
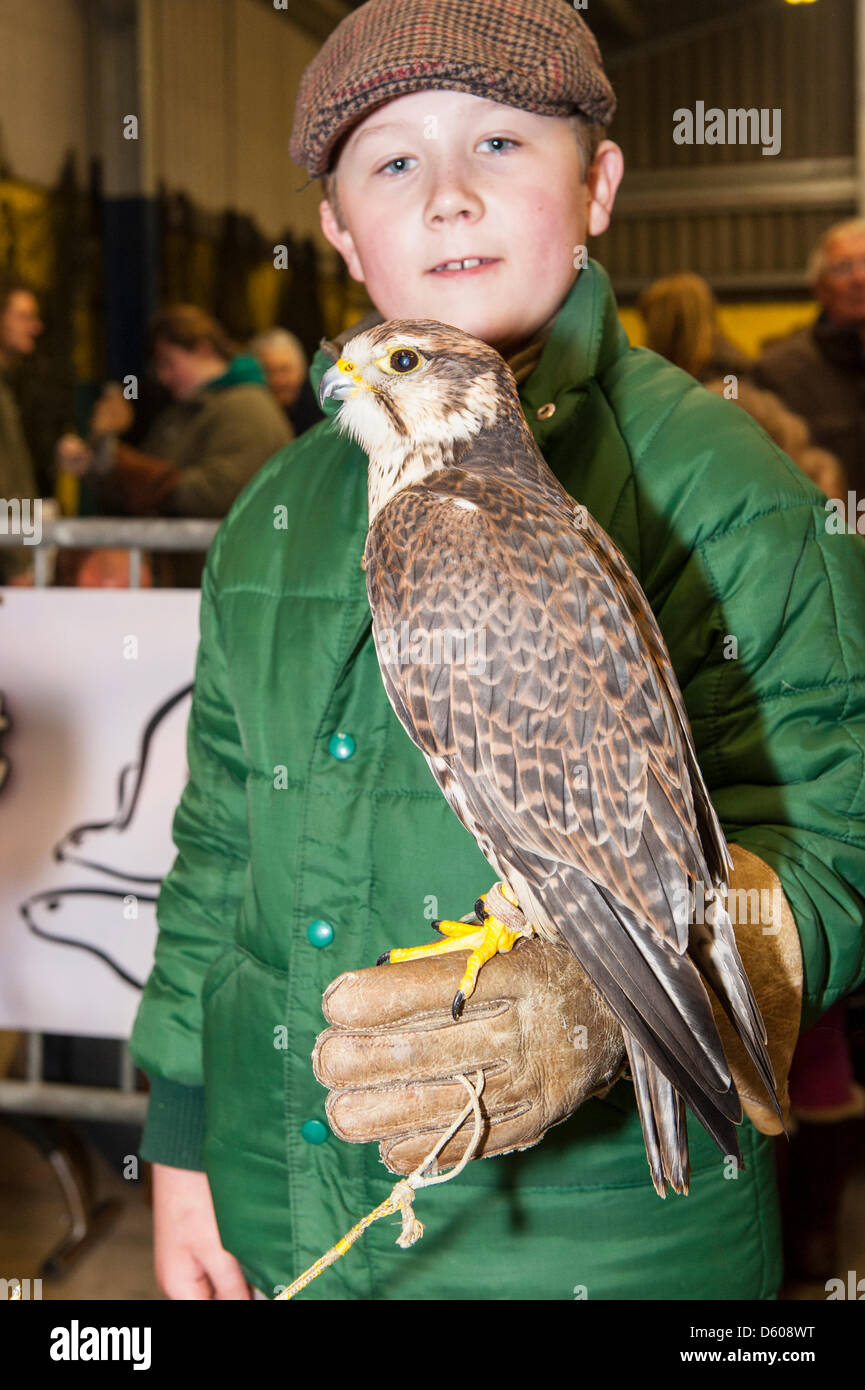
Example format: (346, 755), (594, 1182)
(753, 218), (865, 496)
(637, 271), (753, 383)
(0, 274), (43, 584)
(640, 271), (847, 499)
(248, 327), (323, 436)
(59, 305), (292, 584)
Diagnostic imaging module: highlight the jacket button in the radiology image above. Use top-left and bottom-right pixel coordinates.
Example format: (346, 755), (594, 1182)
(307, 919), (334, 947)
(328, 731), (356, 760)
(301, 1120), (328, 1145)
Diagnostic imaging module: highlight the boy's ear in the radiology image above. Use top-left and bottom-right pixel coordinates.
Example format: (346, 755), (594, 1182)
(319, 198), (366, 285)
(585, 141), (625, 239)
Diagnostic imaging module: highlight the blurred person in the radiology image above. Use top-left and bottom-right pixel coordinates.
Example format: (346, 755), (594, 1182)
(641, 274), (847, 498)
(60, 305), (292, 584)
(703, 376), (847, 498)
(0, 274), (44, 584)
(754, 219), (865, 494)
(638, 271), (753, 383)
(76, 548), (153, 588)
(248, 327), (323, 436)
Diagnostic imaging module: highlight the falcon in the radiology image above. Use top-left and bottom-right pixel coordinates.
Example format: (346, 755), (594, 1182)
(318, 319), (782, 1197)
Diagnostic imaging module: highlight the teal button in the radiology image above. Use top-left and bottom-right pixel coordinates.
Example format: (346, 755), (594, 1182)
(301, 1119), (328, 1145)
(328, 731), (356, 760)
(307, 919), (334, 948)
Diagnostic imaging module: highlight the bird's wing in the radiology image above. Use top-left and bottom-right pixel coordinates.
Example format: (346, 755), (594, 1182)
(366, 462), (709, 952)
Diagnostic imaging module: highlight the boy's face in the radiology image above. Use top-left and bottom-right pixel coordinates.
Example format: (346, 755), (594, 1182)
(320, 90), (623, 355)
(153, 341), (222, 400)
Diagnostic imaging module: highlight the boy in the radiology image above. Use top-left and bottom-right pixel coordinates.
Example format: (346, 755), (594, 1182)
(130, 0), (865, 1299)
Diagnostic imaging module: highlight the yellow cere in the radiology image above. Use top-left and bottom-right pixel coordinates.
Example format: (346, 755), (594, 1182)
(336, 356), (368, 388)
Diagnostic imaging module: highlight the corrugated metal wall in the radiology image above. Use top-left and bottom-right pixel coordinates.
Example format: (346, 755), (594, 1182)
(0, 0), (88, 186)
(149, 0), (321, 239)
(0, 0), (325, 240)
(596, 0), (857, 295)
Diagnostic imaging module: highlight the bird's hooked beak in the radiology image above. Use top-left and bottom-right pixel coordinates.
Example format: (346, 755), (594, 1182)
(318, 356), (369, 407)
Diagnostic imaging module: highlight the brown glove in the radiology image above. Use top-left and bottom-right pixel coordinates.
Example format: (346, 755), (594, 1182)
(312, 936), (626, 1176)
(708, 844), (803, 1136)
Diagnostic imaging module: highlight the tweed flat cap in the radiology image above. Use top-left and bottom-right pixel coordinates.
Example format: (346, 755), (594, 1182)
(290, 0), (616, 178)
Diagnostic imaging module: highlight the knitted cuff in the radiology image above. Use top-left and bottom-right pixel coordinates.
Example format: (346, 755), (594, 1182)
(138, 1075), (208, 1170)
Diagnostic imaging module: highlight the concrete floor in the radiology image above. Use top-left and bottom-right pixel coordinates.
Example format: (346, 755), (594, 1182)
(0, 1119), (862, 1301)
(0, 1124), (161, 1300)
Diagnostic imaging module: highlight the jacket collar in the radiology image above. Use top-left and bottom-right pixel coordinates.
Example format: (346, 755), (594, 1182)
(310, 257), (628, 419)
(203, 353), (267, 392)
(177, 354), (268, 414)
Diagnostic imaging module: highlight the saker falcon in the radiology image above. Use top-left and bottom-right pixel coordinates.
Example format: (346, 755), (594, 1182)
(318, 319), (783, 1197)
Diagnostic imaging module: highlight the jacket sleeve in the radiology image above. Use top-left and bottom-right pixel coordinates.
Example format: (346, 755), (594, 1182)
(161, 400), (292, 518)
(89, 440), (181, 517)
(642, 390), (865, 1034)
(129, 538), (249, 1168)
(749, 353), (790, 403)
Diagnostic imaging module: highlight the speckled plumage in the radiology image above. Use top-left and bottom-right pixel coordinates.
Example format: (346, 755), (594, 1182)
(320, 318), (781, 1195)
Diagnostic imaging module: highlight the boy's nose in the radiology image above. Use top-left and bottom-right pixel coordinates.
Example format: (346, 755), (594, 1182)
(424, 177), (483, 227)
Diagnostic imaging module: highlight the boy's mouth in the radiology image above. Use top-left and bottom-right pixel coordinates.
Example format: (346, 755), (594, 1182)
(427, 257), (501, 277)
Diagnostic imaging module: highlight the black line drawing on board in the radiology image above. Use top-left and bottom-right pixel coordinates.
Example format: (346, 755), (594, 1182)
(0, 689), (11, 792)
(18, 683), (193, 990)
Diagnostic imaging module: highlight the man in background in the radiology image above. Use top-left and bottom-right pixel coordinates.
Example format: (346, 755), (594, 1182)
(754, 218), (865, 496)
(249, 328), (323, 436)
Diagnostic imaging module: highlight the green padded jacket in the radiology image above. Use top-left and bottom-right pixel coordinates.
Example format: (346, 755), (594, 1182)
(129, 258), (865, 1300)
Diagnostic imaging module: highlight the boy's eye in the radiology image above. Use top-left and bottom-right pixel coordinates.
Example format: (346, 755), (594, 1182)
(479, 136), (519, 154)
(377, 155), (417, 176)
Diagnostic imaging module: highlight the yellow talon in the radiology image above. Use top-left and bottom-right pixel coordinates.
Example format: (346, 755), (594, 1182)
(453, 915), (523, 1003)
(377, 885), (532, 1020)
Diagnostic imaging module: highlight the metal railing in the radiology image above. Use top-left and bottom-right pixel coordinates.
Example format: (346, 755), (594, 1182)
(0, 515), (219, 589)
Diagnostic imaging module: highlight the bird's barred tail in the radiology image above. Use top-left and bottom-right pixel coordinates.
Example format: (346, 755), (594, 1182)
(615, 885), (783, 1196)
(621, 1033), (689, 1197)
(550, 869), (783, 1195)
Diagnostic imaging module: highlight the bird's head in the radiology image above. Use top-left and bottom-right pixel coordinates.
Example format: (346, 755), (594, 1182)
(318, 320), (519, 485)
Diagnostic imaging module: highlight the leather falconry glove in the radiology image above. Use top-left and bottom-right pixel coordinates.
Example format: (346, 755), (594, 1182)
(313, 934), (627, 1176)
(312, 847), (802, 1175)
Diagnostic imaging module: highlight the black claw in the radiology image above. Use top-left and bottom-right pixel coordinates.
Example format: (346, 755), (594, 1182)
(452, 990), (466, 1021)
(474, 897), (488, 922)
(376, 951), (391, 966)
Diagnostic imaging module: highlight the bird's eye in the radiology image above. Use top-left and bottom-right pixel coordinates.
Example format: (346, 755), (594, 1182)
(389, 348), (420, 373)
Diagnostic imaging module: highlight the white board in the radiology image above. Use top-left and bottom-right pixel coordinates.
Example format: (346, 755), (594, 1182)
(0, 587), (200, 1037)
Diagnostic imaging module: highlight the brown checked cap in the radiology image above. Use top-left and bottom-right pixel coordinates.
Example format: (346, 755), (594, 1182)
(290, 0), (617, 178)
